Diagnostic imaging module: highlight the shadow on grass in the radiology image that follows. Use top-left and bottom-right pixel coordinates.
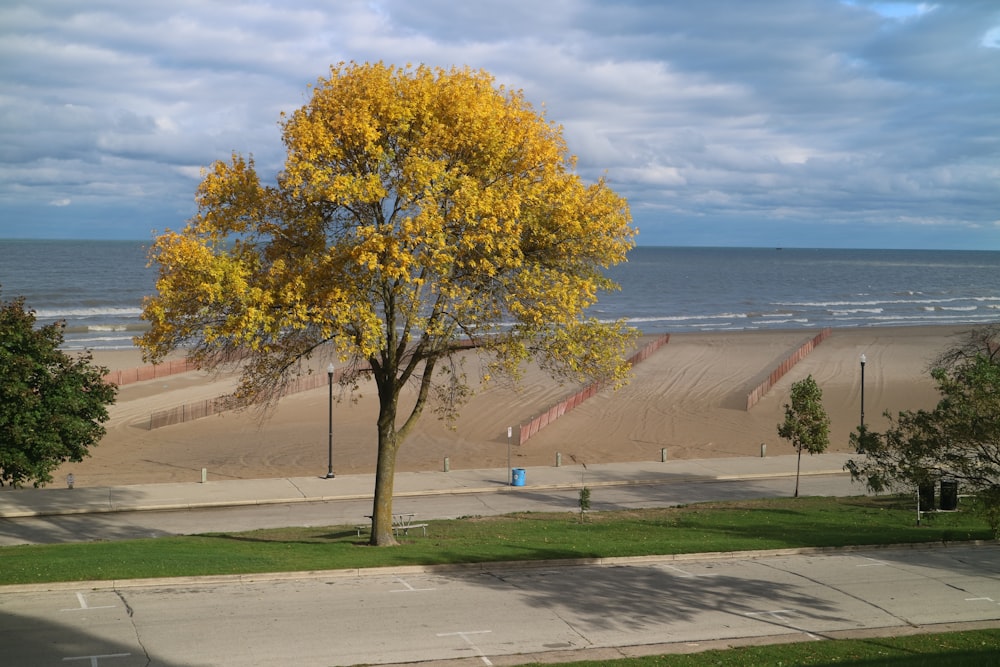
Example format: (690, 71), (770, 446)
(197, 496), (992, 568)
(206, 528), (361, 545)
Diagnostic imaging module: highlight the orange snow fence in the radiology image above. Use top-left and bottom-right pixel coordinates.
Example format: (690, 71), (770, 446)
(103, 358), (199, 386)
(517, 333), (671, 446)
(744, 328), (831, 410)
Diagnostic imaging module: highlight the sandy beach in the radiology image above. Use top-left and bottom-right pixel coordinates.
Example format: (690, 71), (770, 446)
(54, 326), (965, 487)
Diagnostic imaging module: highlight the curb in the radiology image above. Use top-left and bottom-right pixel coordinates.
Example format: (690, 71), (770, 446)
(2, 540), (993, 594)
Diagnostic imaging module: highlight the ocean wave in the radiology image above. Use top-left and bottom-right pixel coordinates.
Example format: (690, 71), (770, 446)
(776, 296), (1000, 308)
(33, 306), (143, 319)
(914, 305), (980, 313)
(844, 313), (996, 325)
(750, 318), (810, 325)
(830, 308), (884, 315)
(61, 323), (150, 334)
(614, 308), (999, 335)
(61, 334), (139, 349)
(62, 342), (138, 350)
(66, 334), (136, 343)
(625, 312), (749, 324)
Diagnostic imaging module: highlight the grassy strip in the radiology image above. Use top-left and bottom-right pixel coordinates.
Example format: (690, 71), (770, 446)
(0, 495), (991, 586)
(526, 629), (1000, 666)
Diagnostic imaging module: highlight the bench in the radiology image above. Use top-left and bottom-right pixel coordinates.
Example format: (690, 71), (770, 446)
(357, 513), (428, 537)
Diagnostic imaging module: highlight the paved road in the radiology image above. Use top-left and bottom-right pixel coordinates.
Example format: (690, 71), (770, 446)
(3, 544), (998, 666)
(0, 472), (861, 546)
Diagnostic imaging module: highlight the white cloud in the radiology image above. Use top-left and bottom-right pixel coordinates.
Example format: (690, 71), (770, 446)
(983, 25), (1000, 48)
(844, 2), (938, 21)
(0, 0), (997, 248)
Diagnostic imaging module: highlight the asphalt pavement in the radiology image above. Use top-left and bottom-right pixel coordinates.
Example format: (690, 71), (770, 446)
(0, 453), (860, 519)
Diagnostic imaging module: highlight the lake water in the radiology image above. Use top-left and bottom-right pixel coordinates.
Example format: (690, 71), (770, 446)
(1, 240), (997, 350)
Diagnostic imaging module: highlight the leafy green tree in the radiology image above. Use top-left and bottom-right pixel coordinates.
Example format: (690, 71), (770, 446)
(138, 62), (637, 545)
(0, 289), (117, 488)
(846, 327), (1000, 535)
(777, 375), (830, 497)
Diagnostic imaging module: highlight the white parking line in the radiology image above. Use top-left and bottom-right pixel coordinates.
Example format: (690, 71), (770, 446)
(60, 592), (116, 612)
(856, 557), (889, 567)
(437, 630), (493, 665)
(390, 576), (435, 592)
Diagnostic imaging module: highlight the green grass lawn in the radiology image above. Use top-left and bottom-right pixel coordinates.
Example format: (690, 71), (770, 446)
(0, 495), (991, 586)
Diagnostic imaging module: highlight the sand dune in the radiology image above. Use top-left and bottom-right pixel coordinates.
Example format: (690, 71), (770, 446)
(56, 326), (963, 487)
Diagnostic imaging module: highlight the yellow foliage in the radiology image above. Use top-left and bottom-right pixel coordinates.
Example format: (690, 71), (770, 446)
(138, 59), (637, 445)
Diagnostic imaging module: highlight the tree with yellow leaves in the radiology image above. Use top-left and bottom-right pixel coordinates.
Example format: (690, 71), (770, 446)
(138, 62), (637, 545)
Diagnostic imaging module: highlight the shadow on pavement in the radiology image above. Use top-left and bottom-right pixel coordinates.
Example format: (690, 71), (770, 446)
(470, 560), (847, 634)
(1, 607), (204, 667)
(0, 511), (174, 545)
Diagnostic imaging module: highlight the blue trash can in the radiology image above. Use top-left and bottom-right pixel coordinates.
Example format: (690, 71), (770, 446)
(511, 468), (526, 486)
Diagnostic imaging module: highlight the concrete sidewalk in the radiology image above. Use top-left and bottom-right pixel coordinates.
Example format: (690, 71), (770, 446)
(0, 453), (858, 519)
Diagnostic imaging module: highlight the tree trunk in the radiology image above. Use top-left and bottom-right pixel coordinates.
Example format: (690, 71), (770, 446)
(370, 391), (400, 546)
(794, 445), (802, 498)
(366, 337), (435, 546)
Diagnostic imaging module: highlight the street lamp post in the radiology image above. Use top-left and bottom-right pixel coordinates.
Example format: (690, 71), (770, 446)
(325, 363), (335, 479)
(859, 353), (866, 430)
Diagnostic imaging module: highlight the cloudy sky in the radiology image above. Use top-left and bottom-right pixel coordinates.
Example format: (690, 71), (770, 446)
(2, 1), (998, 248)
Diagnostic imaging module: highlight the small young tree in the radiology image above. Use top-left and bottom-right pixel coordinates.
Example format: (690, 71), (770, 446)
(578, 486), (591, 519)
(777, 375), (830, 497)
(0, 289), (117, 487)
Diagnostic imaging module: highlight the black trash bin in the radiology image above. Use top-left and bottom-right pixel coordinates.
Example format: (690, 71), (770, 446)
(918, 482), (935, 510)
(940, 478), (958, 511)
